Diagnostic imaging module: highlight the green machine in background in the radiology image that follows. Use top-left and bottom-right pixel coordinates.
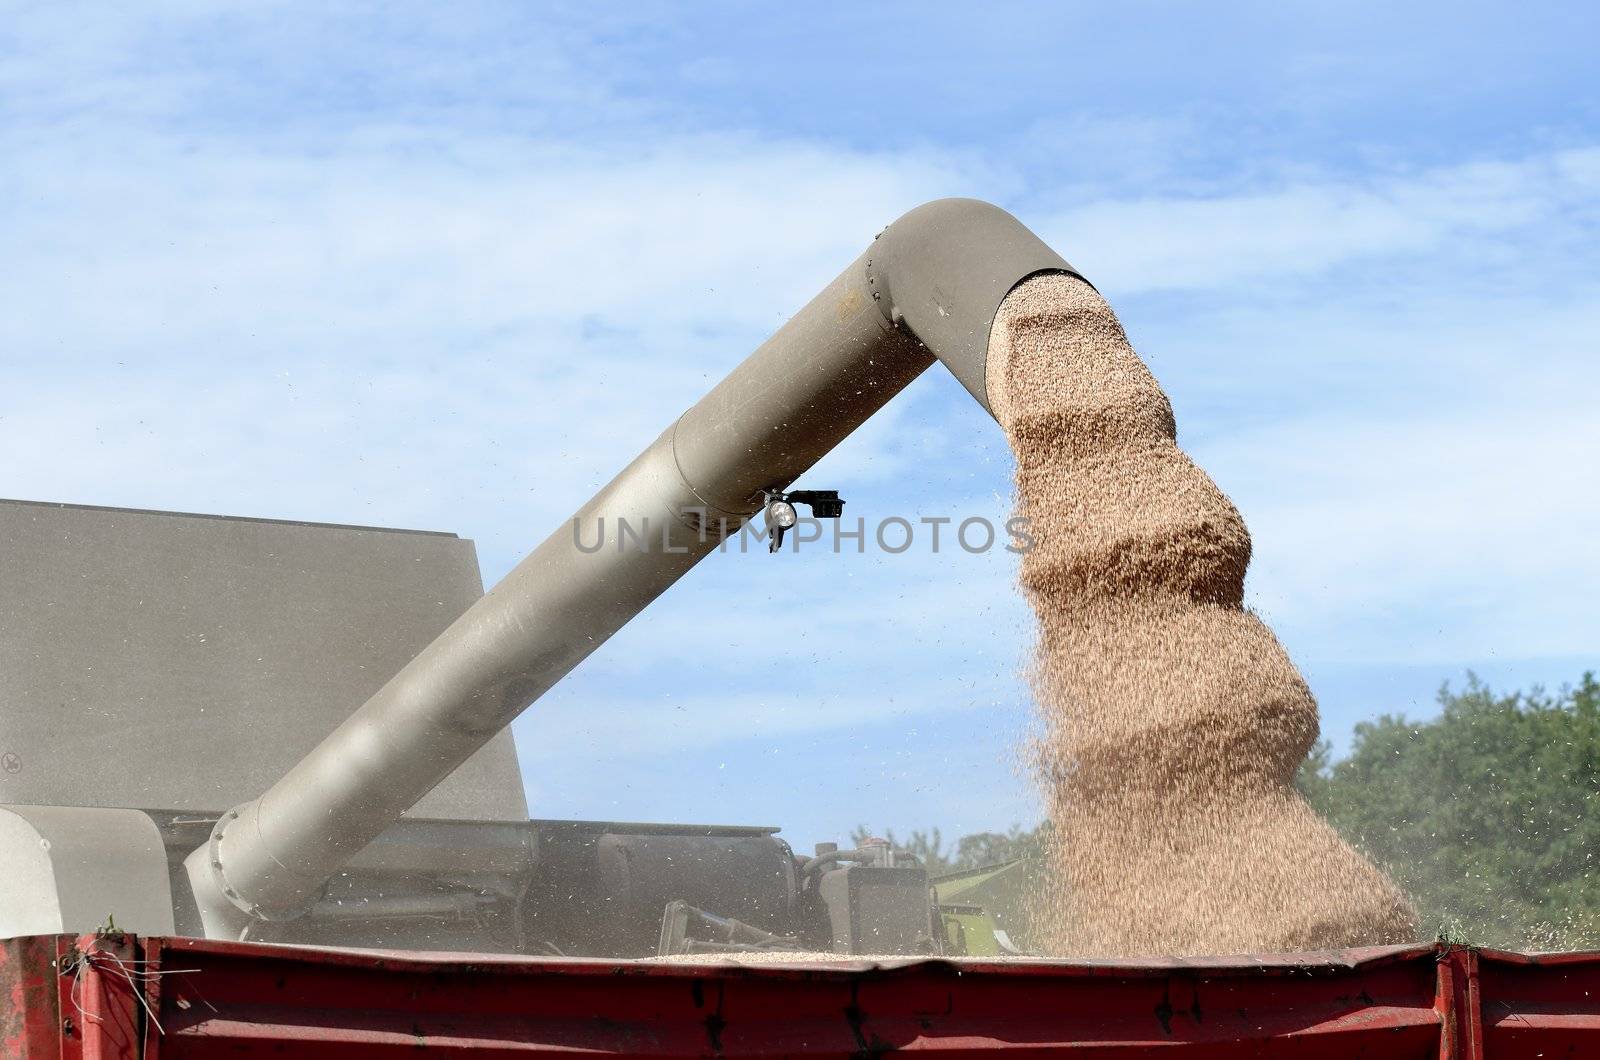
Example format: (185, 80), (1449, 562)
(932, 859), (1033, 956)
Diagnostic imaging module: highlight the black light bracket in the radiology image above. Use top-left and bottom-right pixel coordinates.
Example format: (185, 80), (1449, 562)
(760, 488), (846, 553)
(786, 490), (846, 519)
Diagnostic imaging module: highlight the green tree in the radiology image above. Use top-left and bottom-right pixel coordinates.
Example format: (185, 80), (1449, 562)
(850, 823), (1043, 876)
(952, 823), (1045, 870)
(1299, 672), (1600, 950)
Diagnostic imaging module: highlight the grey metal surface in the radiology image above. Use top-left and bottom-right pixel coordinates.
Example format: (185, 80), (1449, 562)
(522, 825), (799, 958)
(0, 498), (526, 821)
(818, 864), (935, 955)
(866, 198), (1079, 414)
(0, 804), (175, 939)
(188, 198), (1076, 935)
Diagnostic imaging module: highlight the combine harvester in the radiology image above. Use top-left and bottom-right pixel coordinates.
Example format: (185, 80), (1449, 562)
(2, 200), (1595, 1057)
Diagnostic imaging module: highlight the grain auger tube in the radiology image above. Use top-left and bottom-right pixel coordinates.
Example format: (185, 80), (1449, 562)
(185, 198), (1083, 938)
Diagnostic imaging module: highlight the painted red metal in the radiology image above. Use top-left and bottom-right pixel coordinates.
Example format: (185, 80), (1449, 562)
(3, 934), (142, 1060)
(64, 934), (143, 1060)
(1476, 948), (1600, 1059)
(1, 936), (61, 1060)
(3, 935), (1597, 1058)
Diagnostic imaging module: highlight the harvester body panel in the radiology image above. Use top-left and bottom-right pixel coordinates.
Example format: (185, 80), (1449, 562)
(0, 498), (524, 821)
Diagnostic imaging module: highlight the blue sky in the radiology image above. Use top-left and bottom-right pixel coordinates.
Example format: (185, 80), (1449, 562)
(2, 3), (1596, 850)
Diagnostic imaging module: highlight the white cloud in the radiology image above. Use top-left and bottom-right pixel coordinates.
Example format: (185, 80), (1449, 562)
(1039, 150), (1600, 679)
(1, 133), (983, 357)
(0, 116), (1000, 538)
(1214, 394), (1600, 665)
(1045, 149), (1600, 294)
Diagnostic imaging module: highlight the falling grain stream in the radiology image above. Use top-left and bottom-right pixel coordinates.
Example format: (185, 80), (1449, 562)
(988, 273), (1416, 957)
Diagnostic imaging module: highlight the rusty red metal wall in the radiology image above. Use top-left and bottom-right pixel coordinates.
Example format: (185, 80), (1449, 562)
(3, 934), (1596, 1058)
(0, 937), (62, 1060)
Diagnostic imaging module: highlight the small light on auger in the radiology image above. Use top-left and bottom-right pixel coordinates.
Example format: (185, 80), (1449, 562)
(761, 489), (845, 553)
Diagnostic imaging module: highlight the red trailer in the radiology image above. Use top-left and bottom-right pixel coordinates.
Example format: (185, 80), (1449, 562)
(5, 932), (1597, 1058)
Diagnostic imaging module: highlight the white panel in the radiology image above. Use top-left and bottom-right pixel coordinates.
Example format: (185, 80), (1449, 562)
(0, 805), (175, 937)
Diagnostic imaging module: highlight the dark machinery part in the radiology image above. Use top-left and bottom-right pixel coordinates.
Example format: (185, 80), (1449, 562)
(785, 490), (845, 519)
(178, 812), (800, 956)
(818, 867), (936, 955)
(652, 839), (942, 957)
(802, 843), (938, 956)
(521, 822), (798, 958)
(761, 488), (845, 552)
(657, 900), (801, 956)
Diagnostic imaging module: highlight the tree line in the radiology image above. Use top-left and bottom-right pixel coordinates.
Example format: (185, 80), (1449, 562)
(860, 671), (1600, 950)
(1296, 672), (1598, 950)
